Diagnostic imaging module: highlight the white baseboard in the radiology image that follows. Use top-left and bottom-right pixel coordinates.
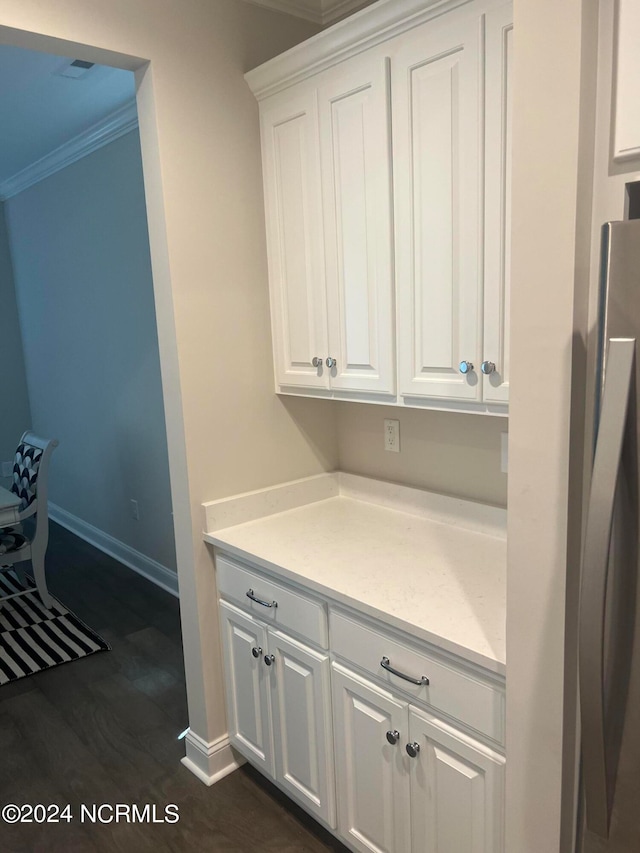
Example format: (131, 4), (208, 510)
(181, 730), (243, 785)
(49, 503), (179, 597)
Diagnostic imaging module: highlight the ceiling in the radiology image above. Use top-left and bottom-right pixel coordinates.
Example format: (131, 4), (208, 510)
(0, 2), (373, 191)
(245, 0), (373, 26)
(0, 44), (135, 187)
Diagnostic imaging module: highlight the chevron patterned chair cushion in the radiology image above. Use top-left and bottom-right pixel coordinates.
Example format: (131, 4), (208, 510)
(11, 443), (43, 511)
(0, 527), (28, 556)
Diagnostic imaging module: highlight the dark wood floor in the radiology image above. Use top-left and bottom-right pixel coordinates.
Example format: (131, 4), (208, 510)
(0, 523), (349, 853)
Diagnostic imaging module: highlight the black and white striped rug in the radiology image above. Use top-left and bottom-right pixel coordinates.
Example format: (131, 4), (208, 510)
(0, 571), (110, 685)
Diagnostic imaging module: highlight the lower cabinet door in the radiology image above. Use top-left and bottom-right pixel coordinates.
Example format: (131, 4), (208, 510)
(268, 629), (336, 827)
(332, 662), (411, 853)
(408, 707), (505, 853)
(219, 600), (274, 776)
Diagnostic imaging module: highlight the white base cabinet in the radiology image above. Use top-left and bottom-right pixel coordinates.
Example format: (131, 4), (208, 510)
(332, 663), (505, 853)
(332, 663), (412, 853)
(216, 551), (505, 853)
(409, 707), (505, 853)
(219, 599), (336, 827)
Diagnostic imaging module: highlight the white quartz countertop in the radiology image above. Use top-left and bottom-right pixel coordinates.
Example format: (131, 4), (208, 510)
(203, 473), (506, 676)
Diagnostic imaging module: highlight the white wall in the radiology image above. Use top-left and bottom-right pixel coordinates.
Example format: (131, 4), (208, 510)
(0, 201), (31, 466)
(5, 129), (177, 573)
(337, 403), (507, 506)
(506, 0), (599, 850)
(0, 0), (334, 782)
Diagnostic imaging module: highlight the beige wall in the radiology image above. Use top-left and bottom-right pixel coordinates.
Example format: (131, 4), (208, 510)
(507, 0), (598, 850)
(336, 403), (507, 506)
(0, 0), (334, 775)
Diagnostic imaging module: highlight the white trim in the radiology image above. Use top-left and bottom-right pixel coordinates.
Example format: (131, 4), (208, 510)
(0, 100), (139, 201)
(244, 0), (371, 25)
(244, 0), (474, 99)
(322, 0), (373, 24)
(244, 0), (324, 24)
(48, 502), (179, 597)
(181, 730), (244, 785)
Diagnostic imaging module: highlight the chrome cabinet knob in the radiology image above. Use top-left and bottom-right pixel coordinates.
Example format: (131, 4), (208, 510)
(325, 357), (337, 369)
(459, 360), (474, 375)
(312, 357), (322, 368)
(264, 654), (275, 666)
(481, 360), (496, 375)
(386, 730), (401, 746)
(406, 742), (420, 758)
(251, 646), (262, 658)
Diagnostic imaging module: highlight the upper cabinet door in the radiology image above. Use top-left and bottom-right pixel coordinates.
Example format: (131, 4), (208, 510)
(260, 89), (329, 390)
(318, 54), (395, 396)
(483, 3), (513, 405)
(393, 11), (482, 402)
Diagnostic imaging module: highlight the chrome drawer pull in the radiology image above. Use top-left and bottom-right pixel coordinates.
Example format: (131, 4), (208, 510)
(380, 656), (429, 686)
(246, 589), (278, 608)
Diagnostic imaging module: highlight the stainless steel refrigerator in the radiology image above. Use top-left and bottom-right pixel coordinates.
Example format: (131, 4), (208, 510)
(578, 219), (640, 852)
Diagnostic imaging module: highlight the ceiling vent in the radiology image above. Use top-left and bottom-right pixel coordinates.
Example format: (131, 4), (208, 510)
(53, 59), (96, 80)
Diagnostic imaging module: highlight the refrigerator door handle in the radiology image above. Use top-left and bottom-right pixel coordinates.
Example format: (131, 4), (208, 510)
(579, 336), (636, 839)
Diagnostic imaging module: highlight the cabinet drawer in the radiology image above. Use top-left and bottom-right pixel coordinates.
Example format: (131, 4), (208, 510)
(330, 609), (504, 743)
(216, 553), (328, 649)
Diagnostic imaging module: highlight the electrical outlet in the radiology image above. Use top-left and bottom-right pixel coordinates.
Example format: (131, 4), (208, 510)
(1, 461), (13, 478)
(501, 433), (508, 473)
(131, 499), (139, 521)
(384, 419), (400, 453)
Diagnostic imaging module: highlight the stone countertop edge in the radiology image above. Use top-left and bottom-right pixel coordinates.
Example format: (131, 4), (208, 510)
(205, 532), (505, 678)
(202, 473), (506, 678)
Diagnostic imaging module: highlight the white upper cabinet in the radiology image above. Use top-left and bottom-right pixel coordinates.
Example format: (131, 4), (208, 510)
(260, 89), (328, 390)
(482, 4), (513, 405)
(260, 53), (395, 397)
(393, 10), (481, 403)
(613, 0), (640, 162)
(319, 54), (395, 396)
(248, 0), (513, 413)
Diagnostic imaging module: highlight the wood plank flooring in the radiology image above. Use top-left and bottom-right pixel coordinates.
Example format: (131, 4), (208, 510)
(0, 523), (349, 853)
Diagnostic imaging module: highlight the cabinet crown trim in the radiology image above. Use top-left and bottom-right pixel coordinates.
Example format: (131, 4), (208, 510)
(245, 0), (474, 99)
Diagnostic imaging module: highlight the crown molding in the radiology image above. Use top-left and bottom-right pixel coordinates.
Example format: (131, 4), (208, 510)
(245, 0), (472, 100)
(0, 100), (138, 201)
(244, 0), (371, 26)
(245, 0), (323, 24)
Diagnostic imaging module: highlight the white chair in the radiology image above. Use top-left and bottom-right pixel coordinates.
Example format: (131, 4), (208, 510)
(0, 432), (59, 610)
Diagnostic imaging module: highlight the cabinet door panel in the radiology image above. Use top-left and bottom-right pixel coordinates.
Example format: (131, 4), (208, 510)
(332, 663), (410, 853)
(394, 11), (482, 401)
(319, 54), (395, 395)
(260, 90), (329, 389)
(219, 600), (274, 775)
(409, 707), (505, 853)
(483, 3), (513, 404)
(269, 630), (336, 827)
